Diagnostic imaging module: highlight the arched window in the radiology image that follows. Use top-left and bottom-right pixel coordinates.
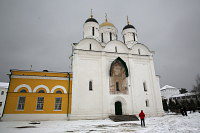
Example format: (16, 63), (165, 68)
(138, 49), (141, 55)
(101, 33), (103, 42)
(20, 89), (27, 93)
(116, 81), (119, 91)
(145, 100), (149, 107)
(38, 90), (45, 93)
(89, 81), (92, 91)
(92, 27), (94, 36)
(110, 32), (112, 41)
(123, 36), (125, 43)
(56, 90), (62, 94)
(89, 44), (91, 50)
(133, 33), (135, 41)
(143, 82), (147, 91)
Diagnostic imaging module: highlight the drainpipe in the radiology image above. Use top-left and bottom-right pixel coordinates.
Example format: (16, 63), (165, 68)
(67, 72), (70, 120)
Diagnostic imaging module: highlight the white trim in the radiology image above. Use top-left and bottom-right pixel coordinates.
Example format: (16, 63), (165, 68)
(3, 114), (68, 121)
(51, 85), (67, 94)
(11, 75), (72, 80)
(33, 85), (50, 93)
(14, 84), (32, 92)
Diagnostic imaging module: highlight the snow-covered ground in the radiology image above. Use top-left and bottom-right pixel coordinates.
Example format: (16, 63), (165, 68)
(0, 112), (199, 133)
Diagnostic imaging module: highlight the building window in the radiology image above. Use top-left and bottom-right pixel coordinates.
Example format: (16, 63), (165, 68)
(89, 81), (92, 91)
(0, 102), (2, 107)
(116, 81), (119, 91)
(1, 91), (4, 95)
(138, 49), (141, 55)
(92, 27), (94, 36)
(89, 44), (91, 50)
(17, 96), (26, 110)
(55, 97), (62, 110)
(143, 82), (147, 91)
(20, 89), (27, 93)
(115, 46), (117, 52)
(123, 36), (125, 43)
(38, 90), (45, 93)
(101, 33), (103, 42)
(56, 90), (62, 94)
(145, 100), (149, 107)
(133, 33), (135, 41)
(36, 97), (44, 110)
(110, 32), (112, 41)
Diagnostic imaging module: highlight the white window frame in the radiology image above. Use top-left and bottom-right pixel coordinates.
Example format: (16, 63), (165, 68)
(36, 97), (44, 110)
(17, 96), (26, 110)
(54, 97), (62, 110)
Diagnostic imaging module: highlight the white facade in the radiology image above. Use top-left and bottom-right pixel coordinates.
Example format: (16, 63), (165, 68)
(70, 16), (164, 120)
(160, 85), (180, 100)
(0, 82), (9, 118)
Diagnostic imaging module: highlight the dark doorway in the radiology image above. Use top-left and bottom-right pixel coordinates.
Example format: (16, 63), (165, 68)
(115, 101), (122, 115)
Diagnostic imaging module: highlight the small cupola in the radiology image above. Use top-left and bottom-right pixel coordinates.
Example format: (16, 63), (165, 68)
(83, 9), (100, 41)
(122, 16), (138, 45)
(99, 13), (118, 43)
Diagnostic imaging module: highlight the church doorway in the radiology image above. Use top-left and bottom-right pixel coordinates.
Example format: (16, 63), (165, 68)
(115, 101), (122, 115)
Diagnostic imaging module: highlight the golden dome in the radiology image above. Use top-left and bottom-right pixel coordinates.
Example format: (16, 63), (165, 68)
(100, 22), (115, 27)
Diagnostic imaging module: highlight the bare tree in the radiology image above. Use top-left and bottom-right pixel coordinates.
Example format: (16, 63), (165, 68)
(192, 74), (200, 94)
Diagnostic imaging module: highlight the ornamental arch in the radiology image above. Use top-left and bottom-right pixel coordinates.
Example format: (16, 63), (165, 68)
(109, 57), (128, 94)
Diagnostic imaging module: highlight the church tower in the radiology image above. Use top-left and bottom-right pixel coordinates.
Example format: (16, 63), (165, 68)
(122, 16), (138, 47)
(71, 13), (164, 120)
(83, 10), (100, 41)
(99, 14), (117, 43)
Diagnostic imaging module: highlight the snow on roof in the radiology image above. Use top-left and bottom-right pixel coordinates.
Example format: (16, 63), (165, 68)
(171, 92), (196, 98)
(160, 85), (177, 91)
(0, 82), (9, 88)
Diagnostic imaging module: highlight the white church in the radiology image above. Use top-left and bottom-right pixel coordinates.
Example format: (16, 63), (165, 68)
(70, 14), (164, 120)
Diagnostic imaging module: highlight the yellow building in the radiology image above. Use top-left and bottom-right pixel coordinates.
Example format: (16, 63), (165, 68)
(3, 69), (72, 121)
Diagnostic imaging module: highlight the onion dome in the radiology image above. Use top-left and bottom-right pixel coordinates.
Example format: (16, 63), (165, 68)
(85, 9), (98, 24)
(100, 21), (115, 27)
(123, 16), (135, 30)
(100, 13), (115, 27)
(85, 17), (98, 23)
(123, 24), (135, 30)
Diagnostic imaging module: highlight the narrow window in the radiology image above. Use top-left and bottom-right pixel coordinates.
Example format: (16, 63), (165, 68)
(1, 91), (4, 95)
(138, 49), (141, 55)
(56, 90), (62, 94)
(55, 97), (62, 110)
(133, 33), (135, 41)
(123, 36), (125, 43)
(145, 100), (149, 107)
(20, 89), (27, 93)
(143, 82), (147, 91)
(116, 82), (119, 91)
(110, 32), (112, 41)
(38, 90), (45, 93)
(89, 81), (92, 91)
(115, 46), (117, 52)
(92, 27), (94, 36)
(17, 96), (26, 110)
(89, 44), (92, 50)
(0, 102), (2, 107)
(101, 33), (104, 42)
(36, 97), (44, 110)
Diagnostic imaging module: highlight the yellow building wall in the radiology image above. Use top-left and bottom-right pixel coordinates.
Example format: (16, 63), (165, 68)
(4, 70), (72, 114)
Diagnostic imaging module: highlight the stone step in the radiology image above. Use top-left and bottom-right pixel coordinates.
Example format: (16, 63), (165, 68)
(109, 115), (139, 122)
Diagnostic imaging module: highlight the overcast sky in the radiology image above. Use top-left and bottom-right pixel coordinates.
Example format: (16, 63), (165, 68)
(0, 0), (200, 91)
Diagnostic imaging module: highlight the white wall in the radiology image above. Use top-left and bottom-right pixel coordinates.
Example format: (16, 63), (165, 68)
(71, 38), (164, 120)
(0, 87), (8, 118)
